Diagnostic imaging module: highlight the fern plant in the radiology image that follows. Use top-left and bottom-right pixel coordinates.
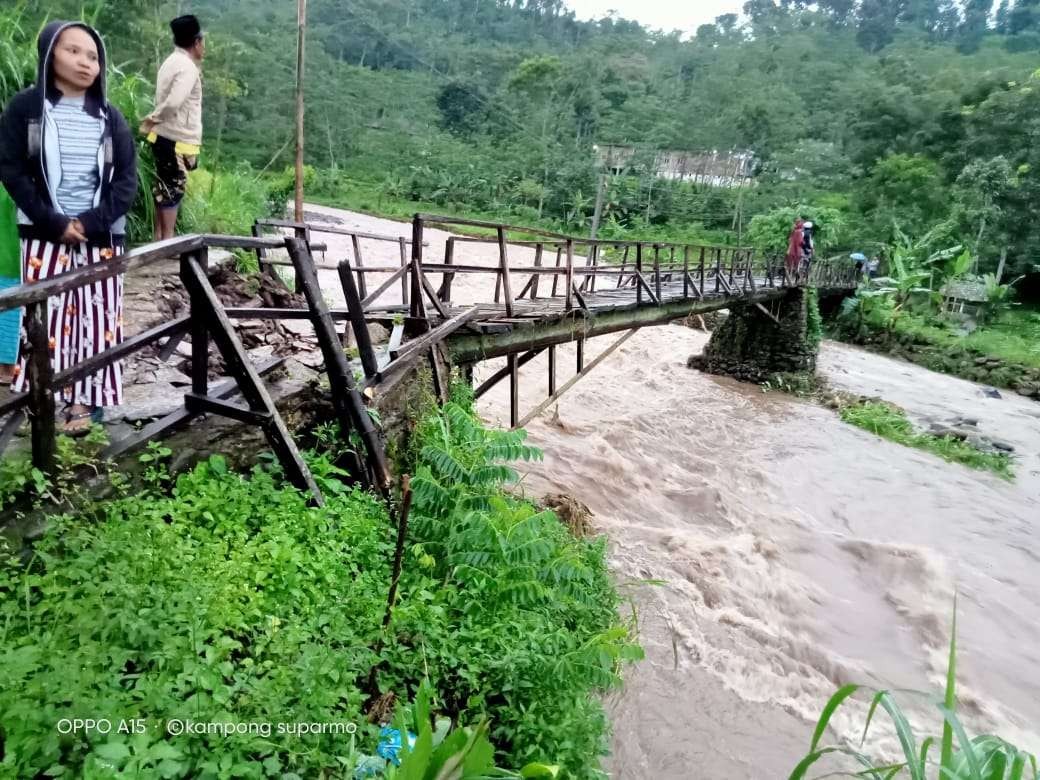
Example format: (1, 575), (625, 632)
(409, 399), (602, 612)
(381, 391), (641, 778)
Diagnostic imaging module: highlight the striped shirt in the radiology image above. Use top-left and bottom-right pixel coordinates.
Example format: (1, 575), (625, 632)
(51, 96), (103, 217)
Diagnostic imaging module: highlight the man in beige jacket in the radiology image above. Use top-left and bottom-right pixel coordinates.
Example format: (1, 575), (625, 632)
(141, 14), (204, 240)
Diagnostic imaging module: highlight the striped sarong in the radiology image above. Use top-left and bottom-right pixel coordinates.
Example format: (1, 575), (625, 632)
(11, 239), (124, 407)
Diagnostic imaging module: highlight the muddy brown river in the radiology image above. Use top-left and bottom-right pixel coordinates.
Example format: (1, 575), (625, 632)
(305, 206), (1040, 778)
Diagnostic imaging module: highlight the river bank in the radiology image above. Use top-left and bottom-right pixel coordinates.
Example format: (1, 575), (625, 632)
(828, 309), (1040, 402)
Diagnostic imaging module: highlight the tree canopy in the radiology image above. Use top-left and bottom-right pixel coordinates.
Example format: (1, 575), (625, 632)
(6, 0), (1040, 274)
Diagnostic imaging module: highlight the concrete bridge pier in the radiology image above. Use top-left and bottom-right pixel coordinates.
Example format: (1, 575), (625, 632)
(688, 288), (821, 383)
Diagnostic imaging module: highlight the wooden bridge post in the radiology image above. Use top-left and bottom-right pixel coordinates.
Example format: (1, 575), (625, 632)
(530, 243), (543, 299)
(25, 300), (56, 478)
(252, 221), (276, 284)
(350, 234), (368, 299)
(337, 260), (379, 379)
(653, 245), (662, 301)
(438, 237), (456, 304)
(548, 345), (556, 395)
(292, 225), (308, 294)
(188, 248), (210, 398)
(683, 246), (690, 298)
(410, 217), (425, 319)
(399, 236), (411, 309)
(551, 246), (562, 298)
(714, 248), (722, 293)
(577, 338), (585, 372)
(508, 353), (519, 428)
(565, 239), (574, 312)
(617, 245), (629, 289)
(589, 244), (599, 293)
(287, 238), (391, 492)
(497, 226), (515, 317)
(699, 246), (706, 294)
(636, 244), (643, 305)
(182, 248), (324, 504)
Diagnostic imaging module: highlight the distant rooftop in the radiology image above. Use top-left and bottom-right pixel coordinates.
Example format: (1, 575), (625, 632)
(593, 144), (755, 187)
(942, 277), (988, 303)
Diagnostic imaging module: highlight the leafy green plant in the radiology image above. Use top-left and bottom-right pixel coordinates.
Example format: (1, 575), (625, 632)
(790, 601), (1038, 779)
(978, 273), (1024, 324)
(380, 389), (641, 777)
(372, 680), (559, 780)
(0, 3), (38, 106)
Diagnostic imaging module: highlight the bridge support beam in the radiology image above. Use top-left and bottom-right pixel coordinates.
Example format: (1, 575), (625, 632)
(688, 288), (820, 383)
(447, 291), (786, 364)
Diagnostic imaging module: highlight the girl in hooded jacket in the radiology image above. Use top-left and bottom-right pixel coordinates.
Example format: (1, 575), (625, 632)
(0, 21), (138, 434)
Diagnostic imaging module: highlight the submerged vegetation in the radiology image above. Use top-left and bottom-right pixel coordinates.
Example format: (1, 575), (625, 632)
(838, 401), (1013, 479)
(757, 379), (1013, 479)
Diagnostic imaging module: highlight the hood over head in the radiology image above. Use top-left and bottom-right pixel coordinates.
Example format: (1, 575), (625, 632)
(37, 20), (107, 116)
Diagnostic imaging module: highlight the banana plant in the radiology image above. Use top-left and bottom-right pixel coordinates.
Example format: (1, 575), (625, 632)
(979, 273), (1024, 324)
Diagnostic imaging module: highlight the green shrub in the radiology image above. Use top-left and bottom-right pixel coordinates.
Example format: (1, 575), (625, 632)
(0, 454), (391, 778)
(0, 397), (636, 779)
(383, 391), (641, 777)
(180, 166), (273, 237)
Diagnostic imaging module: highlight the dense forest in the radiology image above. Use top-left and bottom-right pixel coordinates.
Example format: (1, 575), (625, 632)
(6, 0), (1040, 278)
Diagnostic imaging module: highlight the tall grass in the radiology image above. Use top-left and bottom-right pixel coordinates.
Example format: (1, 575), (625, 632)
(180, 167), (271, 236)
(0, 4), (37, 106)
(790, 600), (1038, 780)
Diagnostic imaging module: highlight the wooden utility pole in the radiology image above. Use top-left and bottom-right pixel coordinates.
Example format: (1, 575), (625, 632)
(590, 173), (606, 240)
(294, 0), (307, 223)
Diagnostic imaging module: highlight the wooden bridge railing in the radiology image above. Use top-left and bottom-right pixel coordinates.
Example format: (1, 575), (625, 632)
(401, 214), (857, 316)
(253, 217), (429, 304)
(252, 214), (858, 326)
(0, 232), (391, 505)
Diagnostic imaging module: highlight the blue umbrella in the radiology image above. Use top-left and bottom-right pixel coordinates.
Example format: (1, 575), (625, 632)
(850, 252), (867, 261)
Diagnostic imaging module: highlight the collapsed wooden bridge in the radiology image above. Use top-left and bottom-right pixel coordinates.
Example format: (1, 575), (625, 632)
(0, 213), (857, 508)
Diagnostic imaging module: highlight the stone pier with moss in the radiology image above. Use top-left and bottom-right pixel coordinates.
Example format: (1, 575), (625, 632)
(688, 288), (823, 383)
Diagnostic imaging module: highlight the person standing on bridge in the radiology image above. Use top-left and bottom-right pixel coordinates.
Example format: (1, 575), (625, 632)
(0, 20), (138, 434)
(785, 218), (804, 283)
(140, 14), (204, 241)
(800, 220), (816, 282)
